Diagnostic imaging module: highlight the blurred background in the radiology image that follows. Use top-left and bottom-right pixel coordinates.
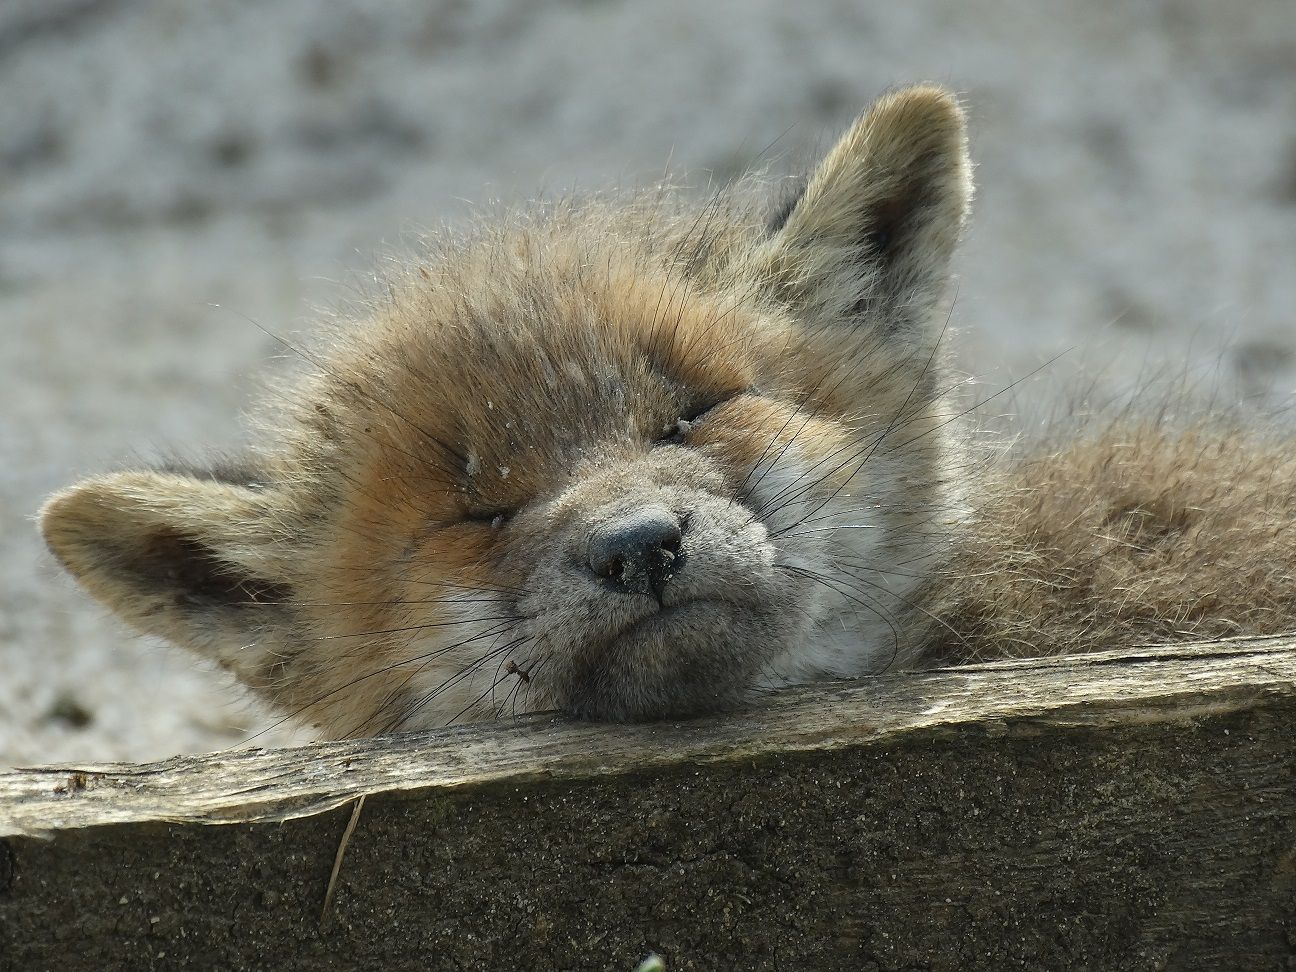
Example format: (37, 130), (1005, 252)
(3, 0), (1294, 766)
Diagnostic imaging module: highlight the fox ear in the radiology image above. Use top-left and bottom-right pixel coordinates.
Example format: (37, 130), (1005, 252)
(760, 84), (972, 340)
(39, 469), (297, 688)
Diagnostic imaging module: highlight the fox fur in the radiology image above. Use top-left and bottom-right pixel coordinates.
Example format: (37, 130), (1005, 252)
(39, 86), (1296, 738)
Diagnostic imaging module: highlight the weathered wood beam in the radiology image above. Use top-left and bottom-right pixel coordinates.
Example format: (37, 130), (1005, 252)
(1, 636), (1293, 970)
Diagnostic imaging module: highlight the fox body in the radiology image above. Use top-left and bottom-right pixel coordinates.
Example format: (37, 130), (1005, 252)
(40, 87), (1296, 738)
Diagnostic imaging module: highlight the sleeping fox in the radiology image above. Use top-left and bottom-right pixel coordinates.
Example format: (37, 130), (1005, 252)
(39, 85), (1296, 738)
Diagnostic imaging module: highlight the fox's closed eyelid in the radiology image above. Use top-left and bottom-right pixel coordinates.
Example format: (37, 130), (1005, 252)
(655, 403), (717, 446)
(655, 389), (753, 445)
(463, 508), (513, 528)
(681, 398), (725, 423)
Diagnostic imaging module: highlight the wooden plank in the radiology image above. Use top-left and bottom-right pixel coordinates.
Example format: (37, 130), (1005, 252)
(1, 636), (1293, 970)
(3, 636), (1293, 837)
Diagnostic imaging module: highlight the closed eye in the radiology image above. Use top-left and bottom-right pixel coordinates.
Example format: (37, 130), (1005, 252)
(655, 396), (733, 445)
(464, 509), (513, 530)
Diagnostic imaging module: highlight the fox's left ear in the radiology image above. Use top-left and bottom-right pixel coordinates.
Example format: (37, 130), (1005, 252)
(39, 469), (299, 691)
(758, 84), (972, 341)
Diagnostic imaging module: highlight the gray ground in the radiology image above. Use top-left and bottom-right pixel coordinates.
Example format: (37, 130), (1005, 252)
(3, 0), (1295, 766)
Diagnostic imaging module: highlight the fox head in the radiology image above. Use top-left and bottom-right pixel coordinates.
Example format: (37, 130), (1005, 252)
(41, 86), (972, 736)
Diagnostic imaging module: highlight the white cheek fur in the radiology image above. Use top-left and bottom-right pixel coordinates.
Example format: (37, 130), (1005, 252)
(400, 590), (532, 729)
(746, 443), (942, 684)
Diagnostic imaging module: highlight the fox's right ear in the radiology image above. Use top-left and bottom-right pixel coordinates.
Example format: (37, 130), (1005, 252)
(757, 84), (972, 344)
(39, 469), (299, 689)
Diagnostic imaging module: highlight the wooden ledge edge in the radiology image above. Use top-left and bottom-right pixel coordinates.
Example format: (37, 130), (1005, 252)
(2, 636), (1294, 838)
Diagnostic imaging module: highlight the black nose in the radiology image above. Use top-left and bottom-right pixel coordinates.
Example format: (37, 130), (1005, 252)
(587, 508), (685, 599)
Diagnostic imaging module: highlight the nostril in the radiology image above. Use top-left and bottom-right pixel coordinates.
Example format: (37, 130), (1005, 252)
(587, 507), (686, 591)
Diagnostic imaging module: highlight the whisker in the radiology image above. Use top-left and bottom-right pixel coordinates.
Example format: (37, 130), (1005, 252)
(289, 615), (519, 644)
(234, 618), (523, 746)
(395, 636), (533, 732)
(776, 563), (902, 667)
(755, 314), (957, 524)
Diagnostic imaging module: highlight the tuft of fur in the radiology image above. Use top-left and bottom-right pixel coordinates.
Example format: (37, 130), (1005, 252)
(922, 422), (1296, 663)
(38, 85), (1296, 739)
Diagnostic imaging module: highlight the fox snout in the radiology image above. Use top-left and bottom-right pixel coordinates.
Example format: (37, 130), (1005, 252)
(515, 453), (805, 721)
(586, 507), (687, 601)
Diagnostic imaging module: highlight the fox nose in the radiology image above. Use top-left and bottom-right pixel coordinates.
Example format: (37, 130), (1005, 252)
(587, 508), (685, 599)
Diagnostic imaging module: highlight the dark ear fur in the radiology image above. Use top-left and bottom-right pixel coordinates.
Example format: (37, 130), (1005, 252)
(39, 468), (296, 686)
(759, 84), (972, 339)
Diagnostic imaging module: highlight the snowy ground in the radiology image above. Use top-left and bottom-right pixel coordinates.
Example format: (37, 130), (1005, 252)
(4, 0), (1295, 765)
